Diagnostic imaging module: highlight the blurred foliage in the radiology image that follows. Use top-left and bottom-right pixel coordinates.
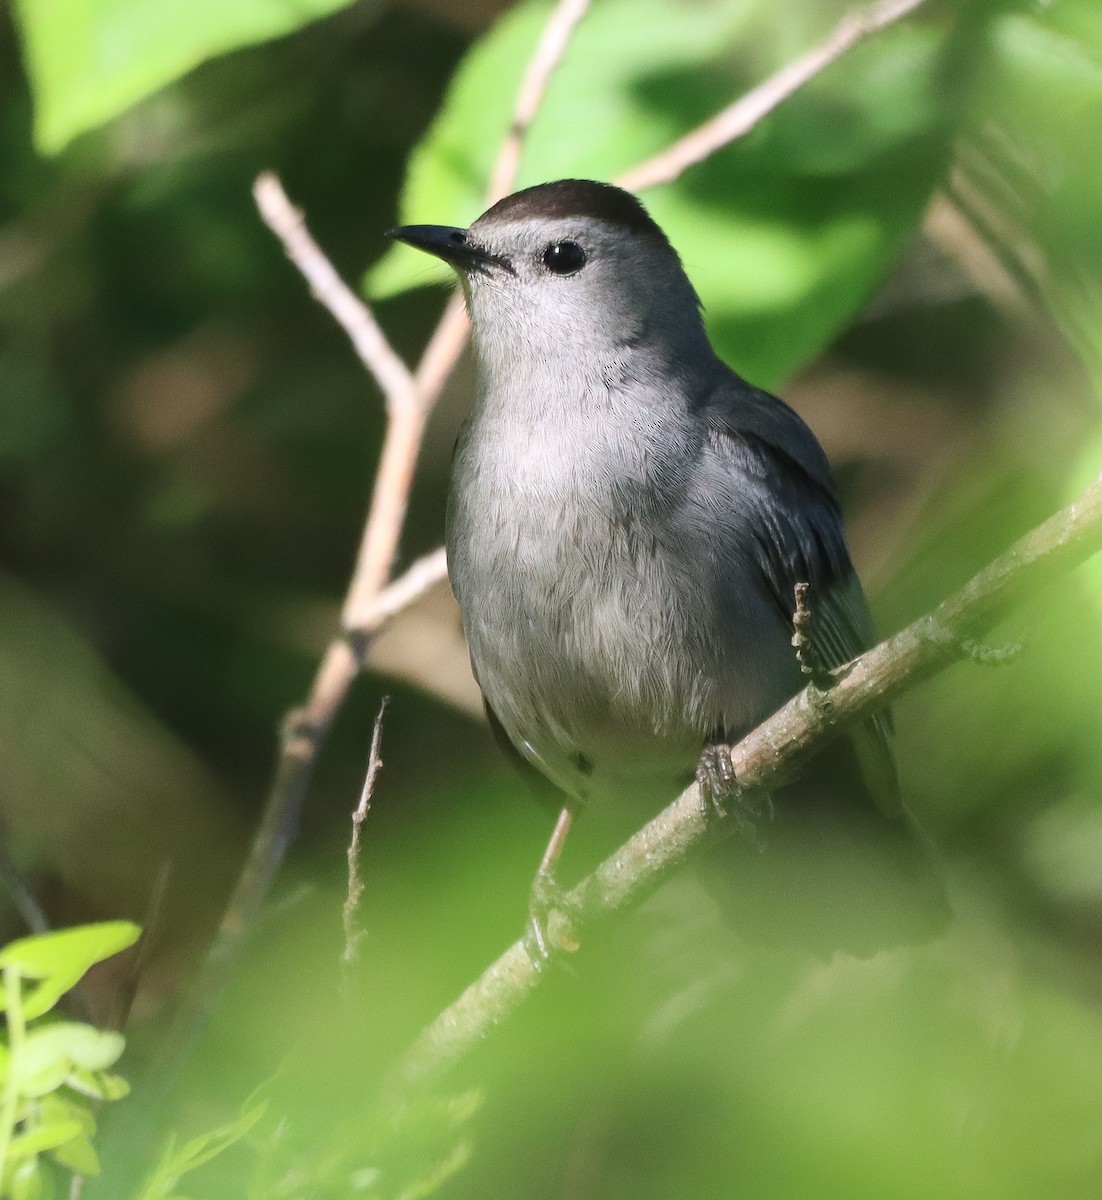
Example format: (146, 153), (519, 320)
(12, 0), (365, 154)
(1, 0), (1101, 1197)
(0, 923), (137, 1197)
(134, 1098), (266, 1200)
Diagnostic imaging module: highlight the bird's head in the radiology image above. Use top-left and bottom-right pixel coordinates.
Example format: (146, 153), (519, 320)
(388, 179), (709, 372)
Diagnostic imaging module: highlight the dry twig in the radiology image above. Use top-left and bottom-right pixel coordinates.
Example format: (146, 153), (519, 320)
(343, 697), (390, 970)
(395, 472), (1102, 1091)
(253, 173), (415, 405)
(360, 546), (450, 631)
(486, 0), (593, 204)
(617, 0), (929, 192)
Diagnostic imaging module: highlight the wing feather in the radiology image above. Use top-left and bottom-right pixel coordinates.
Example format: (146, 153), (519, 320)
(703, 378), (901, 816)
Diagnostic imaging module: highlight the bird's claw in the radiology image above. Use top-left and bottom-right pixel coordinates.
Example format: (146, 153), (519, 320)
(696, 743), (772, 848)
(524, 867), (580, 969)
(696, 744), (738, 816)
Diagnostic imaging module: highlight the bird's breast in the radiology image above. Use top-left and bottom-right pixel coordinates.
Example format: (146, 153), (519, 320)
(446, 404), (759, 803)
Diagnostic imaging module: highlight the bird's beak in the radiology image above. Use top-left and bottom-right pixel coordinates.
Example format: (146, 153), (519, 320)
(385, 225), (510, 275)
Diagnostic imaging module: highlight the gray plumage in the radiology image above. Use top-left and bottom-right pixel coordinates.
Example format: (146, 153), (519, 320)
(389, 180), (942, 950)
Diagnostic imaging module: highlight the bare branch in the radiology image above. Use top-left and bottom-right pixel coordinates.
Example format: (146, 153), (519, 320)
(413, 290), (470, 410)
(395, 473), (1102, 1090)
(355, 546), (450, 634)
(486, 0), (593, 205)
(617, 0), (929, 193)
(253, 173), (415, 408)
(343, 696), (390, 970)
(340, 403), (432, 629)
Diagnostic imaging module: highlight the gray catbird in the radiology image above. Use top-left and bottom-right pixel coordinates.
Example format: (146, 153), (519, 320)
(389, 179), (946, 956)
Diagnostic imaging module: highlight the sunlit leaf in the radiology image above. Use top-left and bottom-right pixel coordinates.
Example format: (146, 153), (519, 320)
(5, 1158), (46, 1200)
(134, 1102), (266, 1200)
(13, 1025), (126, 1097)
(0, 923), (139, 1020)
(38, 1093), (97, 1137)
(6, 1120), (83, 1160)
(50, 1130), (101, 1175)
(10, 0), (364, 154)
(66, 1067), (130, 1101)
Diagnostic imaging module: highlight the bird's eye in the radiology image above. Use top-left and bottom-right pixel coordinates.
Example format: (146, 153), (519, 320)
(542, 241), (587, 275)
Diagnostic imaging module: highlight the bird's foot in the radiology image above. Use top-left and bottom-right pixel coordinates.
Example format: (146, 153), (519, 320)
(696, 743), (773, 848)
(696, 743), (738, 816)
(524, 867), (581, 969)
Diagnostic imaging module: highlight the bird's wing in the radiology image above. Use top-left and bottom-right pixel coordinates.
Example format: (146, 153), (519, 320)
(703, 377), (901, 817)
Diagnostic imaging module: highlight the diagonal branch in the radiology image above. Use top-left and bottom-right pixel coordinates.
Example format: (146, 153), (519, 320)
(617, 0), (929, 193)
(253, 172), (415, 409)
(486, 0), (593, 205)
(343, 696), (390, 971)
(395, 473), (1102, 1090)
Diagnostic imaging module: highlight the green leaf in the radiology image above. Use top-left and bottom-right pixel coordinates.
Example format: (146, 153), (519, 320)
(974, 4), (1102, 386)
(5, 1158), (46, 1200)
(13, 1024), (126, 1097)
(0, 923), (139, 1020)
(66, 1067), (130, 1101)
(369, 0), (975, 387)
(6, 1120), (84, 1160)
(37, 1093), (96, 1137)
(10, 0), (364, 154)
(135, 1103), (266, 1200)
(49, 1131), (100, 1175)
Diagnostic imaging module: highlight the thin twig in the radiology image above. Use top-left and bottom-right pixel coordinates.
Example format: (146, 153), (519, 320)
(253, 173), (415, 409)
(395, 473), (1102, 1091)
(110, 860), (172, 1032)
(617, 0), (929, 193)
(343, 697), (390, 972)
(340, 401), (433, 629)
(356, 546), (450, 634)
(486, 0), (593, 205)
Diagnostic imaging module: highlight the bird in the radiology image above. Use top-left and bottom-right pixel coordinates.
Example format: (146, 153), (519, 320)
(387, 179), (946, 958)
